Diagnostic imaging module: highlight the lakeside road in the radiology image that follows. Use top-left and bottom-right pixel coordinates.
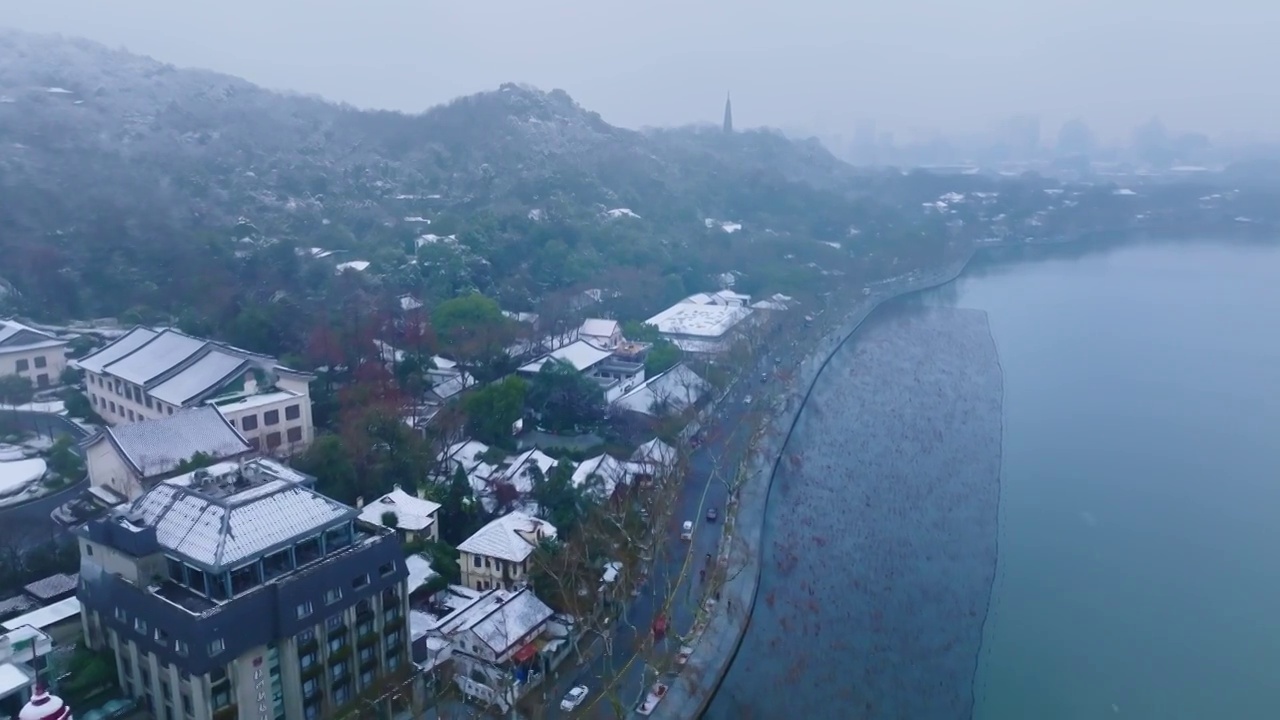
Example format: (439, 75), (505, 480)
(535, 351), (777, 719)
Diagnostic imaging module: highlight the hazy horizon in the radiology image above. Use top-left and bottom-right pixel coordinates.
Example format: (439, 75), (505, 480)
(7, 0), (1274, 145)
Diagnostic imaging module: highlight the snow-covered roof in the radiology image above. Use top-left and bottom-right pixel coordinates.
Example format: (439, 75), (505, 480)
(0, 320), (64, 354)
(1, 597), (80, 632)
(212, 390), (301, 414)
(21, 573), (78, 602)
(123, 473), (353, 570)
(89, 407), (251, 479)
(496, 448), (557, 493)
(358, 486), (441, 532)
(571, 454), (633, 498)
(74, 327), (159, 374)
(457, 512), (556, 563)
(613, 364), (709, 417)
(149, 350), (248, 406)
(580, 319), (620, 339)
(435, 587), (553, 656)
(631, 438), (677, 470)
(644, 302), (751, 339)
(0, 662), (33, 698)
(518, 339), (614, 374)
(405, 554), (440, 595)
(335, 260), (371, 273)
(100, 330), (208, 385)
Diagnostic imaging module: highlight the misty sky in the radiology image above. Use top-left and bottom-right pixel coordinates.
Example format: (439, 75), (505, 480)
(9, 0), (1275, 143)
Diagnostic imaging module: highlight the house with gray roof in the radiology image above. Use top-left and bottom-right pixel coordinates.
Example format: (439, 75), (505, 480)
(76, 459), (415, 719)
(457, 512), (557, 592)
(81, 406), (254, 501)
(74, 327), (315, 455)
(0, 319), (66, 390)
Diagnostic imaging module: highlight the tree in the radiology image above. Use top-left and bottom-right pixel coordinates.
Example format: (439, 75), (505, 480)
(172, 451), (217, 475)
(295, 434), (359, 503)
(0, 374), (33, 407)
(47, 435), (85, 480)
(463, 375), (527, 447)
(381, 511), (399, 528)
(526, 359), (604, 433)
(622, 321), (662, 343)
(532, 460), (585, 536)
(437, 465), (481, 545)
(644, 340), (681, 377)
(432, 293), (514, 379)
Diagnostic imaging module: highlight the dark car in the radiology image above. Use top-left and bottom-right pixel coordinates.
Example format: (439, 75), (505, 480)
(706, 507), (718, 522)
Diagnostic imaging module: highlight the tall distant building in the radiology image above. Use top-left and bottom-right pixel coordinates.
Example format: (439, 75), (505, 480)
(723, 93), (733, 134)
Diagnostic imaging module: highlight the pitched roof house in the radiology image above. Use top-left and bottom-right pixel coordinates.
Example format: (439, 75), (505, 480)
(81, 406), (253, 501)
(0, 319), (67, 389)
(358, 485), (442, 543)
(457, 512), (557, 592)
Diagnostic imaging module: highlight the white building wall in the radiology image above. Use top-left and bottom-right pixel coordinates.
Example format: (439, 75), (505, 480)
(84, 440), (145, 499)
(0, 345), (66, 389)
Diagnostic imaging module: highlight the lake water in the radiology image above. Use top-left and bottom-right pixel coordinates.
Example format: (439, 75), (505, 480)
(707, 239), (1280, 720)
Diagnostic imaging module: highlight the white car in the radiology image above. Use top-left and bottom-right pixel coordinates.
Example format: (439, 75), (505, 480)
(744, 395), (753, 405)
(561, 685), (589, 711)
(680, 520), (694, 540)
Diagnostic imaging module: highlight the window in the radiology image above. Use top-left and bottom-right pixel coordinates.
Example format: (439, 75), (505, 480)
(127, 409), (135, 421)
(326, 615), (345, 632)
(286, 404), (301, 421)
(109, 401), (116, 413)
(248, 436), (261, 450)
(182, 694), (193, 715)
(302, 677), (319, 698)
(387, 653), (400, 670)
(330, 662), (347, 683)
(266, 432), (282, 448)
(473, 555), (482, 568)
(296, 628), (315, 645)
(296, 601), (313, 619)
(114, 607), (127, 622)
(287, 427), (303, 443)
(145, 396), (153, 409)
(36, 374), (49, 388)
(299, 651), (317, 669)
(360, 669), (374, 688)
(351, 573), (369, 590)
(168, 406), (174, 415)
(84, 544), (93, 556)
(207, 638), (225, 656)
(175, 641), (189, 657)
(358, 646), (375, 663)
(34, 356), (47, 368)
(134, 618), (148, 635)
(154, 628), (169, 643)
(324, 588), (342, 605)
(378, 562), (395, 577)
(263, 409), (280, 426)
(211, 687), (231, 709)
(14, 359), (28, 372)
(332, 680), (350, 704)
(241, 414), (259, 431)
(328, 635), (346, 653)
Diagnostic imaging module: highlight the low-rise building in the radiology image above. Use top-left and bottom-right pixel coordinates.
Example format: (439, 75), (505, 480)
(81, 406), (254, 502)
(643, 299), (752, 355)
(76, 465), (414, 720)
(613, 364), (710, 418)
(457, 513), (557, 592)
(0, 320), (66, 389)
(578, 319), (622, 350)
(74, 327), (315, 454)
(429, 587), (556, 712)
(357, 486), (442, 544)
(0, 598), (82, 648)
(517, 339), (645, 403)
(20, 574), (79, 605)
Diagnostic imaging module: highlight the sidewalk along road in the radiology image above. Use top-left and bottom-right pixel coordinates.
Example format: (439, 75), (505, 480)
(537, 347), (784, 719)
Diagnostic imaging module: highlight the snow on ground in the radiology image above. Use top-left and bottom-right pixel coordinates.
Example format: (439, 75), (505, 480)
(0, 459), (47, 498)
(1113, 188), (1137, 196)
(0, 445), (27, 462)
(8, 400), (67, 415)
(335, 260), (371, 273)
(404, 216), (431, 223)
(605, 208), (641, 219)
(720, 221), (742, 233)
(821, 241), (842, 250)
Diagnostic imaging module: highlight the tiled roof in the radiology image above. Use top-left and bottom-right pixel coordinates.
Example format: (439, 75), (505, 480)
(0, 320), (64, 353)
(613, 364), (709, 417)
(580, 319), (620, 338)
(0, 595), (37, 618)
(101, 329), (208, 385)
(125, 478), (354, 569)
(358, 487), (441, 532)
(22, 573), (78, 601)
(434, 587), (554, 656)
(571, 454), (633, 498)
(631, 438), (677, 469)
(94, 407), (251, 478)
(518, 339), (613, 374)
(496, 448), (557, 493)
(149, 349), (248, 406)
(74, 327), (159, 373)
(457, 512), (556, 563)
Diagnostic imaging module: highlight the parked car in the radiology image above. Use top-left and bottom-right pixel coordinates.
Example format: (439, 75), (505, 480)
(706, 507), (718, 522)
(681, 520), (694, 540)
(561, 685), (589, 712)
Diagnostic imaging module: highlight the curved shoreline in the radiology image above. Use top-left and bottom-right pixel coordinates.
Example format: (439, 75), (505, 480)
(652, 249), (982, 720)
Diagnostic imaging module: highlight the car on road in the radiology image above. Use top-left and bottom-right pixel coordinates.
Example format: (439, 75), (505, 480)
(706, 507), (718, 522)
(681, 520), (693, 540)
(744, 395), (753, 405)
(760, 372), (769, 383)
(560, 685), (589, 712)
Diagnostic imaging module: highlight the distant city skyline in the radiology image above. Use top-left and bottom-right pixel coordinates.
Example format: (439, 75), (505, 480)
(5, 0), (1273, 144)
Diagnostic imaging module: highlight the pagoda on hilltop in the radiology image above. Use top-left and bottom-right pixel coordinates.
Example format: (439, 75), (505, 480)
(19, 685), (71, 720)
(723, 92), (733, 134)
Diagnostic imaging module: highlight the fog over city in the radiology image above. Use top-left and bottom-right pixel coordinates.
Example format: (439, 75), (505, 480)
(8, 0), (1274, 143)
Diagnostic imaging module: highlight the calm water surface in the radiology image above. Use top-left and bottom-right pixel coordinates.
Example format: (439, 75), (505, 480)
(960, 240), (1280, 719)
(709, 239), (1280, 719)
